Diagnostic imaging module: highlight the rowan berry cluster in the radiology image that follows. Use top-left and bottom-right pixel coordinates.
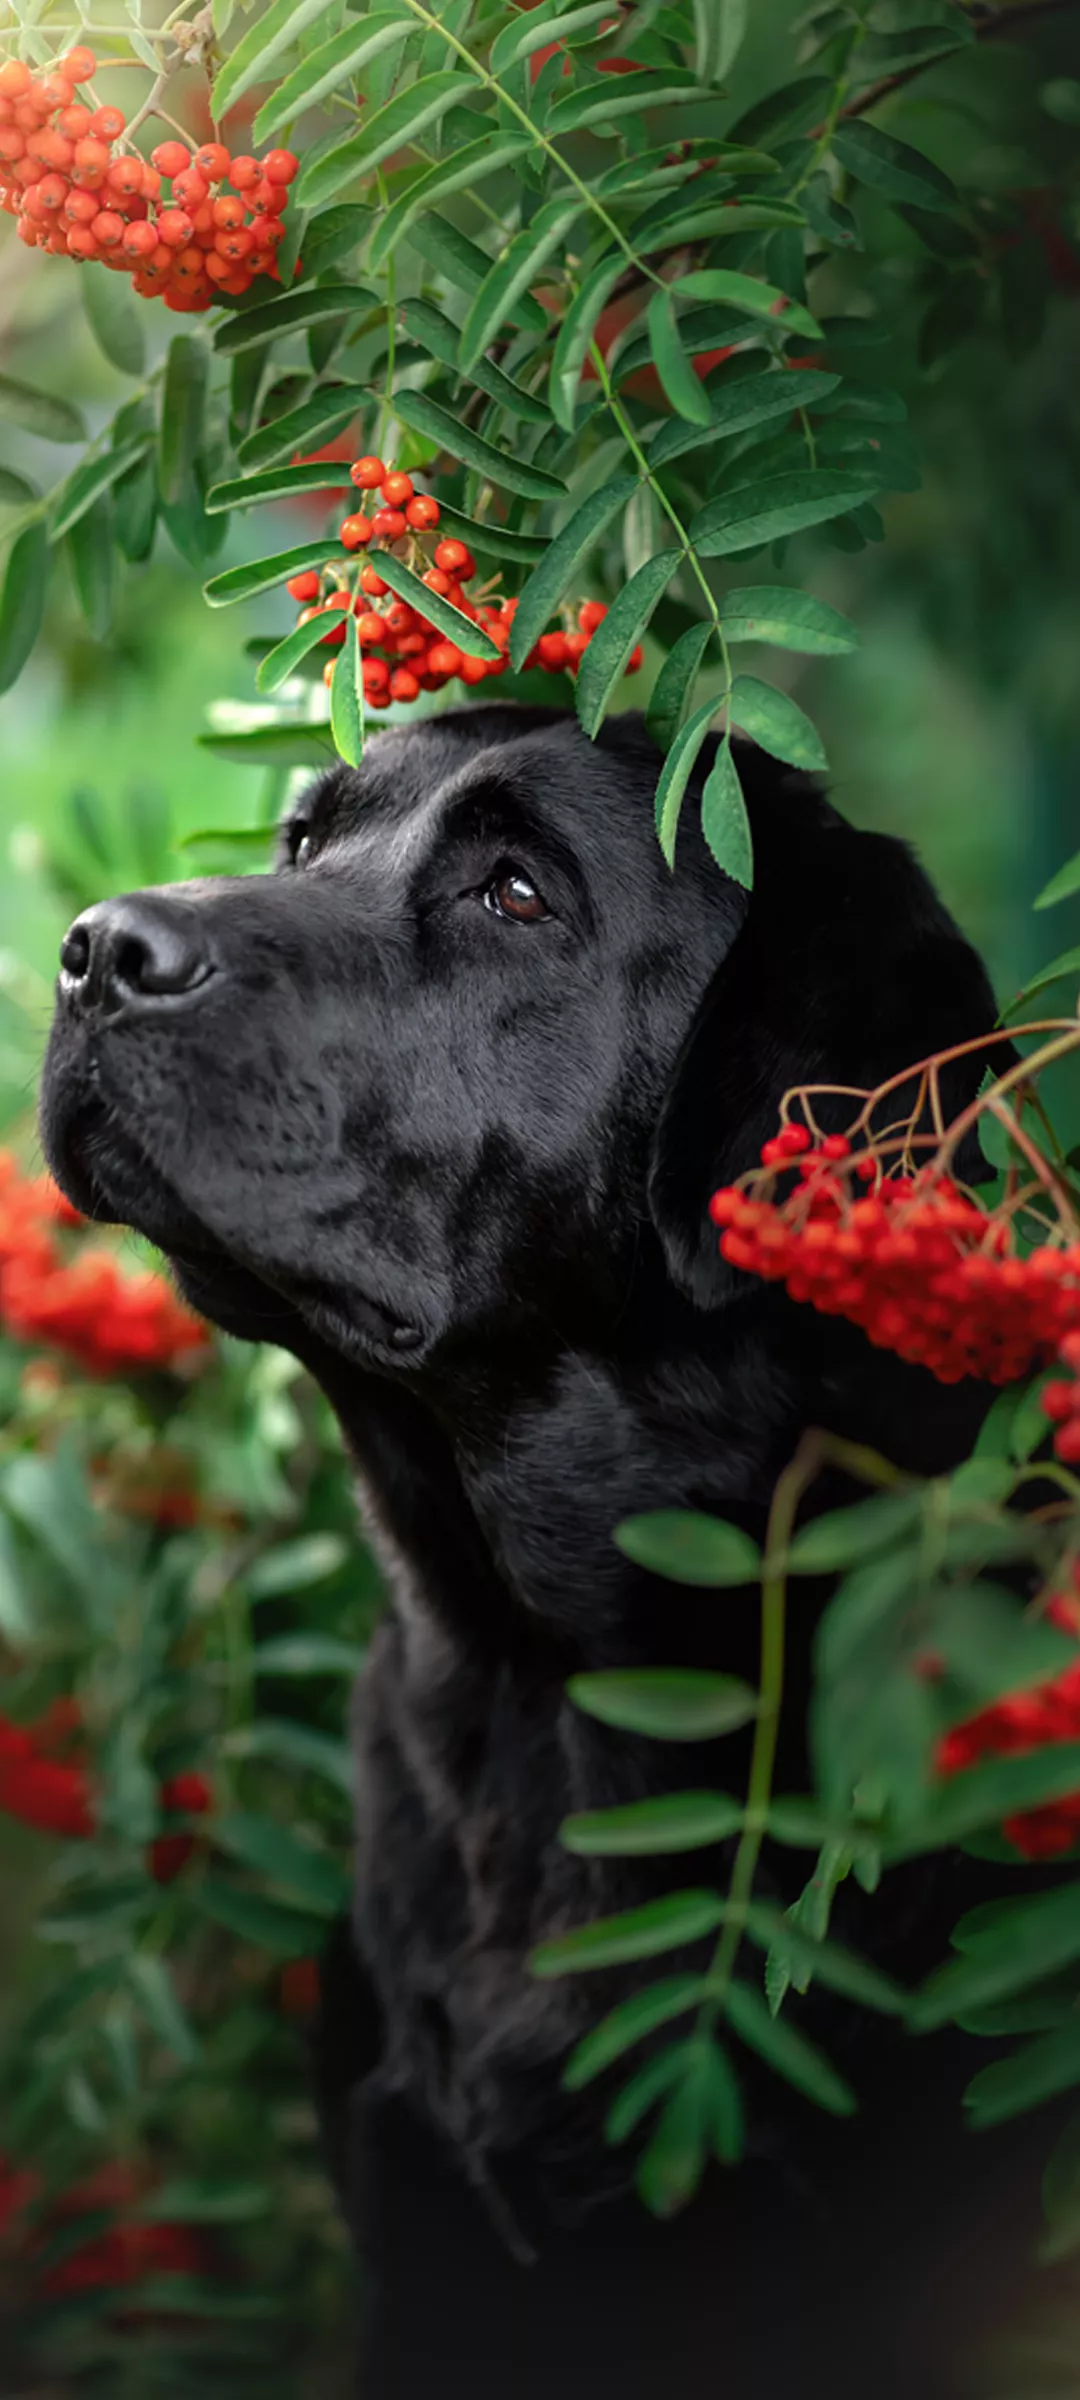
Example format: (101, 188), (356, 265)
(0, 1699), (93, 1838)
(149, 1768), (213, 1885)
(286, 452), (641, 710)
(0, 2152), (207, 2301)
(0, 50), (296, 310)
(0, 1152), (207, 1373)
(1040, 1336), (1080, 1464)
(936, 1584), (1080, 1858)
(709, 1122), (1080, 1385)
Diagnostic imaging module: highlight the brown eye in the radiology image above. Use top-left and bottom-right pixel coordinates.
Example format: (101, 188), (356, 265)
(486, 869), (550, 924)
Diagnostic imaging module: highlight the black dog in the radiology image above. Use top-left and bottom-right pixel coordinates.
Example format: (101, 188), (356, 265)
(41, 708), (1049, 2397)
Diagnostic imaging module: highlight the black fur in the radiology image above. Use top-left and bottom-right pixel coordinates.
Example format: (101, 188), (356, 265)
(41, 708), (1041, 2395)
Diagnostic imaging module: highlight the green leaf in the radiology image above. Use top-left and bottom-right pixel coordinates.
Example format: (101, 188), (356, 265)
(547, 73), (701, 135)
(724, 1979), (856, 2114)
(196, 1875), (329, 1956)
(964, 2021), (1080, 2130)
(567, 1668), (758, 1741)
(831, 119), (958, 212)
(237, 383), (367, 474)
(255, 611), (340, 695)
(207, 462), (356, 513)
(563, 1973), (709, 2091)
(509, 476), (638, 669)
(645, 623), (713, 752)
(368, 140), (532, 270)
(214, 284), (377, 357)
(561, 1791), (744, 1855)
(247, 1537), (350, 1598)
(550, 253), (627, 431)
(67, 492), (115, 639)
(50, 440), (151, 543)
(894, 1742), (1080, 1862)
(729, 676), (830, 768)
(197, 726), (335, 767)
(673, 268), (822, 343)
(203, 540), (335, 609)
(330, 611), (365, 771)
(252, 13), (416, 142)
(113, 447), (157, 565)
(716, 583), (860, 655)
(649, 368), (841, 469)
(1000, 945), (1080, 1017)
(460, 197), (583, 373)
(654, 696), (718, 867)
(222, 1717), (354, 1793)
(575, 552), (676, 738)
(787, 1490), (924, 1573)
(530, 1890), (725, 1978)
(1035, 849), (1080, 910)
(82, 266), (145, 377)
(429, 501), (546, 564)
(211, 1812), (350, 1912)
(615, 1509), (762, 1587)
(370, 548), (500, 659)
(605, 2040), (698, 2144)
(252, 1632), (366, 1676)
(159, 337), (209, 508)
(391, 389), (565, 501)
(492, 0), (612, 71)
(636, 2067), (708, 2216)
(0, 467), (37, 506)
(128, 1956), (199, 2066)
(742, 1900), (906, 2014)
(911, 1880), (1080, 2030)
(137, 2179), (271, 2225)
(212, 0), (342, 118)
(691, 471), (879, 556)
(0, 522), (48, 695)
(401, 301), (549, 424)
(0, 372), (85, 444)
(695, 0), (747, 81)
(648, 289), (714, 428)
(296, 73), (473, 208)
(701, 737), (753, 887)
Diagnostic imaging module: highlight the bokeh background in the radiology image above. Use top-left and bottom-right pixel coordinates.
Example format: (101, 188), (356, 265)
(1, 0), (1079, 2389)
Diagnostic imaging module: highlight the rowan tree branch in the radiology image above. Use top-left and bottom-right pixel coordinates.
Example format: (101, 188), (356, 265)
(839, 0), (1080, 126)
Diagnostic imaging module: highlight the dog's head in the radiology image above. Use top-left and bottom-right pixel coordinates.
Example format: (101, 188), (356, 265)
(40, 705), (999, 1378)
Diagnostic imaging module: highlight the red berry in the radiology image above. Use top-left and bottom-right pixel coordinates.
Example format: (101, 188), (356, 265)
(151, 140), (191, 178)
(372, 507), (407, 541)
(27, 127), (73, 170)
(57, 104), (92, 138)
(362, 655), (390, 694)
(578, 600), (608, 635)
(227, 152), (259, 187)
(73, 136), (110, 180)
(426, 639), (462, 677)
(380, 469), (414, 506)
(383, 601), (414, 636)
(406, 494), (440, 531)
(390, 667), (420, 702)
(537, 631), (569, 671)
(37, 73), (75, 110)
(287, 570), (321, 602)
(351, 455), (385, 492)
(65, 222), (97, 258)
(89, 104), (125, 140)
(212, 192), (244, 228)
(626, 644), (644, 673)
(194, 141), (230, 180)
(171, 165), (209, 209)
(0, 61), (32, 98)
(58, 47), (97, 85)
(249, 177), (288, 215)
(90, 208), (124, 248)
(434, 536), (470, 575)
(359, 561), (388, 597)
(106, 155), (143, 198)
(156, 207), (194, 248)
(340, 512), (372, 550)
(422, 566), (451, 596)
(65, 186), (101, 224)
(263, 147), (298, 184)
(121, 218), (157, 258)
(564, 630), (589, 667)
(356, 610), (389, 645)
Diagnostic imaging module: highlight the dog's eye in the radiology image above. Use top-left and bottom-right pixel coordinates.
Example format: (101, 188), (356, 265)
(484, 869), (550, 925)
(289, 823), (313, 868)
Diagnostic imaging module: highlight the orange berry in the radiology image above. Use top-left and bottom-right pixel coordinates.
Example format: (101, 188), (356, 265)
(37, 73), (75, 110)
(434, 537), (474, 578)
(390, 667), (420, 702)
(193, 141), (230, 180)
(263, 147), (298, 184)
(90, 208), (124, 247)
(27, 127), (73, 169)
(286, 570), (321, 602)
(89, 105), (125, 141)
(65, 222), (97, 259)
(380, 469), (414, 506)
(626, 643), (644, 673)
(564, 629), (589, 667)
(215, 222), (252, 260)
(459, 655), (489, 686)
(227, 153), (258, 187)
(156, 206), (193, 248)
(362, 656), (390, 694)
(218, 269), (251, 295)
(355, 610), (388, 645)
(371, 507), (406, 540)
(578, 600), (607, 634)
(36, 171), (68, 211)
(249, 177), (288, 214)
(406, 494), (440, 531)
(0, 61), (32, 99)
(172, 165), (209, 209)
(203, 250), (231, 282)
(422, 566), (451, 596)
(106, 154), (143, 198)
(383, 600), (414, 635)
(395, 632), (427, 658)
(351, 455), (385, 491)
(150, 140), (190, 177)
(57, 104), (92, 138)
(427, 639), (462, 677)
(121, 217), (157, 258)
(212, 192), (244, 228)
(360, 561), (388, 597)
(58, 47), (96, 85)
(73, 135), (109, 179)
(139, 163), (161, 201)
(0, 126), (25, 161)
(172, 243), (205, 278)
(63, 184), (97, 222)
(537, 631), (569, 671)
(340, 512), (372, 551)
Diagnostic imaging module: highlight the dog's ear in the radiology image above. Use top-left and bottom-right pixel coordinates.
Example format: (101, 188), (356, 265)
(648, 753), (1004, 1309)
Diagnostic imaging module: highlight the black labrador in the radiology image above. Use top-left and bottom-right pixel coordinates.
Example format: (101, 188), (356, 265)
(41, 709), (1058, 2397)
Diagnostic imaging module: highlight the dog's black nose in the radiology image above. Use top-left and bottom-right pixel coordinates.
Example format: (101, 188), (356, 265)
(59, 895), (213, 1011)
